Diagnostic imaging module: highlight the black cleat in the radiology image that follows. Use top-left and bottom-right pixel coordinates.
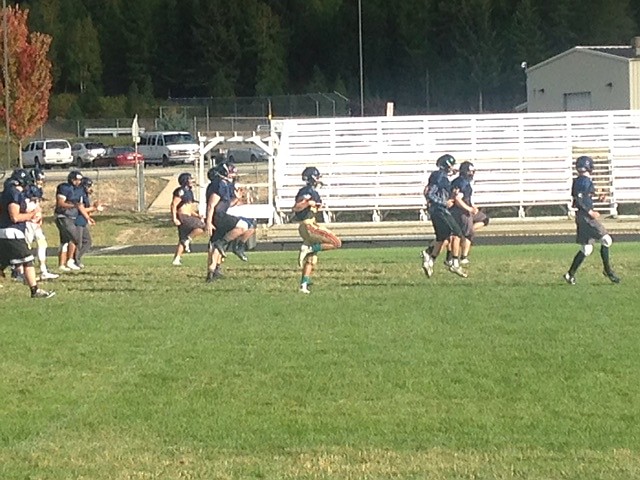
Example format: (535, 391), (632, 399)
(206, 267), (224, 283)
(603, 270), (620, 284)
(563, 272), (576, 285)
(232, 244), (248, 262)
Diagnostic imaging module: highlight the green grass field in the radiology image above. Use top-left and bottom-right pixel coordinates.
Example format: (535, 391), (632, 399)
(2, 244), (640, 479)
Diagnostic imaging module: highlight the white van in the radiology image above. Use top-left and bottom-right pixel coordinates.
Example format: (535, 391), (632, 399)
(138, 131), (200, 167)
(22, 139), (73, 168)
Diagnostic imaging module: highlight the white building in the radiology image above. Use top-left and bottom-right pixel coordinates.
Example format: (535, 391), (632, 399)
(526, 37), (640, 112)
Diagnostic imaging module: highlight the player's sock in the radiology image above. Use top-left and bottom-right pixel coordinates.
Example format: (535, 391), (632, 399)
(568, 251), (586, 275)
(600, 245), (613, 274)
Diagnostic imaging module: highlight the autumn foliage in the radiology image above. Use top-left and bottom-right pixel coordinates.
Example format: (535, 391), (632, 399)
(0, 6), (52, 141)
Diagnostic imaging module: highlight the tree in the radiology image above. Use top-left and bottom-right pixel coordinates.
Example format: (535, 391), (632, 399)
(66, 16), (101, 93)
(250, 1), (288, 96)
(0, 5), (52, 162)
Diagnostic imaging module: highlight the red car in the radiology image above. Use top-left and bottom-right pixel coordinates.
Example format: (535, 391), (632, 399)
(94, 146), (144, 167)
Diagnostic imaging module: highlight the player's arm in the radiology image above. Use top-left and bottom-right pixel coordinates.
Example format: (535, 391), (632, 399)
(56, 193), (76, 210)
(452, 189), (477, 214)
(170, 195), (181, 226)
(205, 193), (220, 236)
(78, 202), (96, 226)
(293, 194), (319, 212)
(8, 201), (36, 223)
(575, 192), (599, 219)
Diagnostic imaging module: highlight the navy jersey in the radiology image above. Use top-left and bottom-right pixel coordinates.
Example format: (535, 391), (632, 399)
(172, 186), (195, 209)
(0, 184), (27, 232)
(206, 177), (236, 214)
(293, 185), (322, 222)
(571, 175), (596, 214)
(75, 192), (91, 227)
(450, 175), (473, 212)
(425, 170), (452, 210)
(54, 182), (82, 218)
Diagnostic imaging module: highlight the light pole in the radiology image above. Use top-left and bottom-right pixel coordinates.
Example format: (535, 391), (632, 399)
(2, 0), (10, 167)
(358, 0), (364, 116)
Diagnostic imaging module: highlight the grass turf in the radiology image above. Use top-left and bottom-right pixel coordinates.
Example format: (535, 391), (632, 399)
(1, 243), (639, 479)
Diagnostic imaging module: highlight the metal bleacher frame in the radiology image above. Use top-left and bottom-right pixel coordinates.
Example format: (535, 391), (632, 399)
(270, 110), (640, 223)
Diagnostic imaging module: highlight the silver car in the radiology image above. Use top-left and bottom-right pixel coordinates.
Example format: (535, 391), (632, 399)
(226, 146), (269, 163)
(71, 141), (107, 167)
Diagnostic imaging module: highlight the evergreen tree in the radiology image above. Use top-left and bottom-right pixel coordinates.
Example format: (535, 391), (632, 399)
(252, 1), (287, 96)
(66, 16), (102, 93)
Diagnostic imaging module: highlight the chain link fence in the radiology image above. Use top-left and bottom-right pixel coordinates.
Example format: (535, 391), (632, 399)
(0, 93), (351, 170)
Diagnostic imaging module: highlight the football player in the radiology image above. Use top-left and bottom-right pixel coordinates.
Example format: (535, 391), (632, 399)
(73, 177), (104, 268)
(170, 172), (205, 266)
(55, 170), (87, 271)
(421, 154), (467, 278)
(450, 161), (489, 265)
(292, 166), (342, 294)
(204, 162), (256, 282)
(0, 169), (55, 298)
(24, 169), (59, 280)
(564, 155), (620, 285)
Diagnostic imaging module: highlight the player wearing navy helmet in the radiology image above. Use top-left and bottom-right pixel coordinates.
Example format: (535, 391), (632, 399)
(24, 169), (59, 280)
(563, 156), (620, 285)
(421, 154), (467, 278)
(450, 161), (489, 265)
(204, 162), (255, 282)
(54, 170), (88, 271)
(0, 169), (55, 298)
(170, 172), (205, 266)
(72, 177), (105, 268)
(292, 166), (342, 294)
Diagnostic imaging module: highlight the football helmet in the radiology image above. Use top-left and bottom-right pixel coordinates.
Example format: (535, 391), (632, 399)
(30, 169), (45, 183)
(9, 168), (30, 187)
(302, 166), (321, 186)
(68, 170), (83, 183)
(178, 172), (193, 187)
(25, 183), (43, 199)
(459, 161), (475, 179)
(81, 177), (94, 189)
(575, 155), (594, 173)
(218, 162), (238, 179)
(436, 154), (456, 171)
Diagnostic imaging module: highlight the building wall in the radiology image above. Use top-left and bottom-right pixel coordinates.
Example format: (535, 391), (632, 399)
(630, 60), (640, 109)
(527, 50), (630, 112)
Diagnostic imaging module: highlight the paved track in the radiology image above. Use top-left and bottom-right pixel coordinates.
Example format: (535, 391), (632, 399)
(89, 217), (640, 256)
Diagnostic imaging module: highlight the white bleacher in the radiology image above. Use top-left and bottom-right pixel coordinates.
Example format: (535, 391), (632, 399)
(270, 111), (640, 222)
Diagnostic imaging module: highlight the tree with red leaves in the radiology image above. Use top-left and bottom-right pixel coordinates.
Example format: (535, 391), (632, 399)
(0, 5), (52, 164)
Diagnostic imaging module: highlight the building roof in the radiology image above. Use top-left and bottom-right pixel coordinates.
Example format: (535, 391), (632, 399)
(580, 45), (639, 59)
(528, 45), (637, 72)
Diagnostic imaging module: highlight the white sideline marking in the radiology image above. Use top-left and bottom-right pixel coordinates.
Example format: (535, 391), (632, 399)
(94, 245), (133, 255)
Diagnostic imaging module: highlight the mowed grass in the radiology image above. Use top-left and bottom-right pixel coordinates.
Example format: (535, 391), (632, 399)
(2, 243), (640, 479)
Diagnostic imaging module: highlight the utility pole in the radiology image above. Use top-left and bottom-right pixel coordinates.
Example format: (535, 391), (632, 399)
(358, 0), (364, 116)
(2, 0), (11, 167)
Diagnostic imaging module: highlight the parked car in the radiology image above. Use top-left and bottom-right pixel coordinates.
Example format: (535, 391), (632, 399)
(226, 145), (269, 163)
(71, 141), (107, 167)
(93, 146), (144, 167)
(22, 139), (73, 168)
(137, 131), (199, 166)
